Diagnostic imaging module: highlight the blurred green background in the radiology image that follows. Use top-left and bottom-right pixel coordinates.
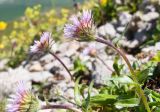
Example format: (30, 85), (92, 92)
(0, 0), (83, 21)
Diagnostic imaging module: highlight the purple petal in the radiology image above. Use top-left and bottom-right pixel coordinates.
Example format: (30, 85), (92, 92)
(70, 16), (80, 26)
(40, 32), (51, 43)
(81, 10), (92, 23)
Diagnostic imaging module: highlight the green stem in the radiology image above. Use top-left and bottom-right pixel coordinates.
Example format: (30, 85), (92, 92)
(95, 37), (151, 112)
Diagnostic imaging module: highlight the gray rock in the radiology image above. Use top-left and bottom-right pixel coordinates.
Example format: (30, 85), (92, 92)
(98, 23), (116, 37)
(40, 54), (54, 65)
(126, 54), (137, 62)
(0, 67), (53, 100)
(56, 42), (70, 52)
(58, 41), (80, 57)
(120, 11), (156, 49)
(144, 5), (156, 12)
(119, 39), (139, 49)
(85, 61), (94, 71)
(64, 88), (74, 99)
(29, 71), (53, 82)
(50, 81), (68, 96)
(58, 70), (72, 81)
(142, 12), (159, 22)
(117, 26), (125, 33)
(0, 59), (8, 71)
(0, 67), (31, 100)
(93, 59), (113, 85)
(43, 56), (72, 76)
(134, 30), (148, 41)
(142, 46), (155, 52)
(119, 12), (132, 26)
(44, 63), (56, 71)
(28, 61), (43, 72)
(60, 57), (72, 69)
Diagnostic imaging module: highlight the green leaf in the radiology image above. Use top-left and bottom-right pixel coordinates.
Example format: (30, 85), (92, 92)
(136, 69), (151, 84)
(74, 57), (87, 73)
(149, 101), (160, 107)
(110, 75), (133, 84)
(82, 80), (94, 112)
(90, 94), (118, 106)
(154, 107), (160, 112)
(151, 90), (160, 102)
(113, 56), (124, 76)
(115, 98), (140, 109)
(151, 51), (160, 62)
(132, 61), (140, 70)
(74, 77), (82, 106)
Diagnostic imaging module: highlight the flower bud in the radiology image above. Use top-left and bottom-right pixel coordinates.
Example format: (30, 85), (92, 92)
(30, 32), (53, 54)
(64, 10), (96, 41)
(6, 81), (40, 112)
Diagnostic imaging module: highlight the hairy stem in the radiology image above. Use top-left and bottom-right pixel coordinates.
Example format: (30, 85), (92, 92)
(49, 51), (74, 81)
(95, 37), (151, 112)
(41, 104), (82, 112)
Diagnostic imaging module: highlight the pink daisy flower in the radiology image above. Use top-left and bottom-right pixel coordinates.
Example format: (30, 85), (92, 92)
(30, 32), (53, 54)
(82, 44), (97, 57)
(6, 81), (39, 112)
(64, 10), (96, 41)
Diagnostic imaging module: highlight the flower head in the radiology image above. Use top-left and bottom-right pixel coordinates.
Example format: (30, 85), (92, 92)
(6, 81), (39, 112)
(30, 32), (52, 54)
(82, 43), (97, 57)
(64, 10), (96, 41)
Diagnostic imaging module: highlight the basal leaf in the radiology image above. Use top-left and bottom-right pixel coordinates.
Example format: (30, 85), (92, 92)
(115, 98), (140, 109)
(90, 94), (118, 106)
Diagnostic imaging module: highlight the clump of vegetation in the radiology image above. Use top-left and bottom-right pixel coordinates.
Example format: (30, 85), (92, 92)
(0, 99), (6, 112)
(4, 7), (160, 112)
(0, 5), (70, 67)
(82, 0), (143, 25)
(1, 1), (160, 112)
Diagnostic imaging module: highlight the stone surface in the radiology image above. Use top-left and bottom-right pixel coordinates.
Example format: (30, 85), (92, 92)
(142, 12), (159, 22)
(93, 59), (114, 85)
(0, 67), (53, 100)
(119, 12), (132, 25)
(28, 61), (43, 72)
(40, 54), (54, 65)
(98, 23), (116, 37)
(117, 26), (125, 33)
(0, 59), (8, 71)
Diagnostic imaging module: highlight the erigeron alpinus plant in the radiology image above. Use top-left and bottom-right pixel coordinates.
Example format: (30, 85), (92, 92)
(6, 81), (82, 112)
(0, 5), (70, 68)
(6, 81), (40, 112)
(6, 10), (159, 112)
(30, 32), (74, 81)
(64, 10), (151, 112)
